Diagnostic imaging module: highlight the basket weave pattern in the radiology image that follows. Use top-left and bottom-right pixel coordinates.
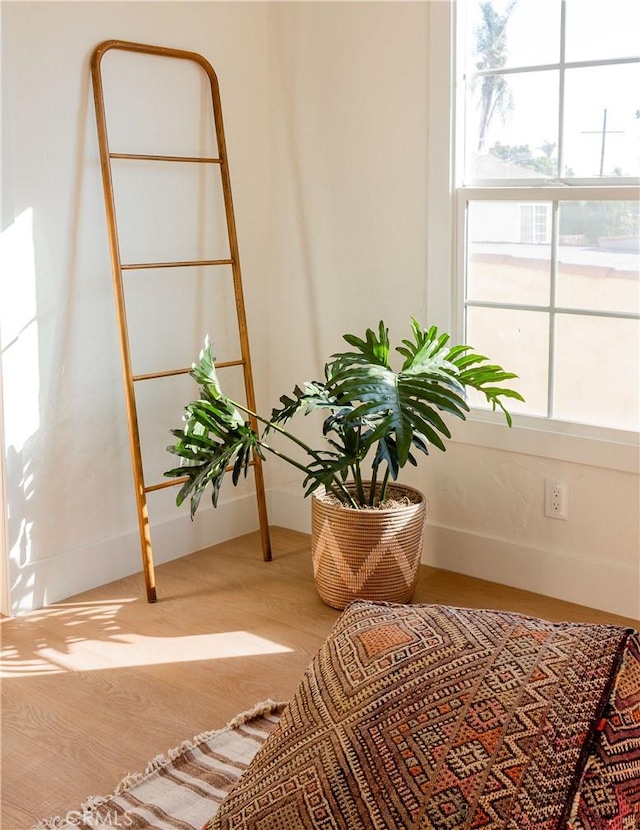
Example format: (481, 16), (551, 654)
(311, 483), (426, 610)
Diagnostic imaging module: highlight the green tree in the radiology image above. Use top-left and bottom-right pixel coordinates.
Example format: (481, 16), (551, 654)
(559, 201), (639, 244)
(489, 141), (557, 176)
(475, 0), (518, 152)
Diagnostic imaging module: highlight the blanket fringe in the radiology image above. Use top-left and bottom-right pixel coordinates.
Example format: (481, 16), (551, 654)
(31, 700), (285, 830)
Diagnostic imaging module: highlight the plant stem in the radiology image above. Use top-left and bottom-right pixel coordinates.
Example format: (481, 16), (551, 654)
(255, 442), (315, 477)
(379, 467), (391, 503)
(353, 462), (366, 507)
(259, 441), (357, 508)
(352, 427), (367, 506)
(369, 464), (378, 506)
(225, 393), (358, 507)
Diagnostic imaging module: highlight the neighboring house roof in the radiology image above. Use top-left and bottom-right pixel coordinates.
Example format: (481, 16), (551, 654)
(471, 152), (547, 179)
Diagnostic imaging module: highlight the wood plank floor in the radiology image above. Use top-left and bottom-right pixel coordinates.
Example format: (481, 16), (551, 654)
(2, 526), (638, 829)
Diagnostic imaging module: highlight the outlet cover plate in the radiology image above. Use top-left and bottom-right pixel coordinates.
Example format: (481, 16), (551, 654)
(545, 479), (568, 520)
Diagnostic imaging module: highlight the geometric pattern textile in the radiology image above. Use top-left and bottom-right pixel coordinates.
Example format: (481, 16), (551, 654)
(569, 631), (640, 830)
(207, 601), (631, 830)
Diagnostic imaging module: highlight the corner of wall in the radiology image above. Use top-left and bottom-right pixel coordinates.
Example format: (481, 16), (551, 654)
(423, 523), (640, 621)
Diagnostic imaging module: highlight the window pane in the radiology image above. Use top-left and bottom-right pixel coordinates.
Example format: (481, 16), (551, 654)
(466, 307), (548, 416)
(466, 71), (559, 180)
(467, 202), (551, 305)
(553, 315), (640, 430)
(565, 0), (640, 62)
(563, 64), (640, 178)
(465, 0), (561, 72)
(557, 202), (640, 314)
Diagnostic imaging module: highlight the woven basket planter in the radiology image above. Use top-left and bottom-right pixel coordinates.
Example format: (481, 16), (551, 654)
(311, 483), (427, 610)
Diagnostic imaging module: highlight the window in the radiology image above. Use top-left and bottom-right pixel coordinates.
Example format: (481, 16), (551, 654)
(520, 204), (550, 243)
(457, 0), (640, 433)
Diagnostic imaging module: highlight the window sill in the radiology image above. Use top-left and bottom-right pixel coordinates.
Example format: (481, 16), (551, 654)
(450, 409), (639, 474)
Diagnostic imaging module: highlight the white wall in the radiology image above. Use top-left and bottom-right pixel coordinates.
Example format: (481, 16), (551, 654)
(1, 2), (271, 613)
(266, 0), (430, 500)
(420, 425), (639, 619)
(2, 1), (638, 620)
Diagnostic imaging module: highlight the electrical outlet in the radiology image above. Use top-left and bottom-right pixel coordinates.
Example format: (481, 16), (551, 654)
(545, 479), (568, 520)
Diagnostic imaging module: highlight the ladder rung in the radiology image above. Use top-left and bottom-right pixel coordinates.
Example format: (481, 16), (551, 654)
(134, 367), (190, 382)
(110, 152), (223, 164)
(121, 258), (234, 271)
(146, 477), (188, 493)
(145, 459), (256, 493)
(133, 359), (244, 382)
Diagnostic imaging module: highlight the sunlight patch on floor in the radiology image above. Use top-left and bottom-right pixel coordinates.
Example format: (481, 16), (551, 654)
(1, 600), (295, 677)
(2, 631), (294, 677)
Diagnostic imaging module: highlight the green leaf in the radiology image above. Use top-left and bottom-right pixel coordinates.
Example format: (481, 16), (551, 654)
(270, 381), (342, 429)
(336, 320), (390, 368)
(167, 322), (524, 515)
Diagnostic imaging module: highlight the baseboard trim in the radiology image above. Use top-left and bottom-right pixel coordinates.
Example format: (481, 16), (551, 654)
(11, 488), (639, 621)
(9, 495), (259, 614)
(423, 523), (640, 621)
(268, 488), (640, 619)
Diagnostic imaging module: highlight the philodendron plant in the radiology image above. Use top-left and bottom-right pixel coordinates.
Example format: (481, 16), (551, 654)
(165, 319), (524, 515)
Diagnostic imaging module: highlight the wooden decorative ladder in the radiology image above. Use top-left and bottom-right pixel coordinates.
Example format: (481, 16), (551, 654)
(90, 40), (271, 603)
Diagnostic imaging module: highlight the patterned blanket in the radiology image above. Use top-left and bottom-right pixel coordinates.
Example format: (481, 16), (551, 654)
(207, 602), (638, 830)
(569, 630), (640, 828)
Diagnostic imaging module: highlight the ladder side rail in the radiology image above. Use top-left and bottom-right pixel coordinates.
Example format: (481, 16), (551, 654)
(90, 47), (157, 602)
(204, 63), (272, 562)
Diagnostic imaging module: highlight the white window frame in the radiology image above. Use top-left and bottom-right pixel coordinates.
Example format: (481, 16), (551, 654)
(426, 1), (639, 474)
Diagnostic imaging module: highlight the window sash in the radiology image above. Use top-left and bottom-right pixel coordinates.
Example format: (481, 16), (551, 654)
(457, 188), (639, 427)
(459, 0), (640, 188)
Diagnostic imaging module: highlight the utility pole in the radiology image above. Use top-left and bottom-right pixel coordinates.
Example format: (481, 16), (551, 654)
(582, 108), (623, 176)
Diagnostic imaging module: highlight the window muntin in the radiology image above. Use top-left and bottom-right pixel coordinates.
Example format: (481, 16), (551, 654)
(458, 0), (639, 434)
